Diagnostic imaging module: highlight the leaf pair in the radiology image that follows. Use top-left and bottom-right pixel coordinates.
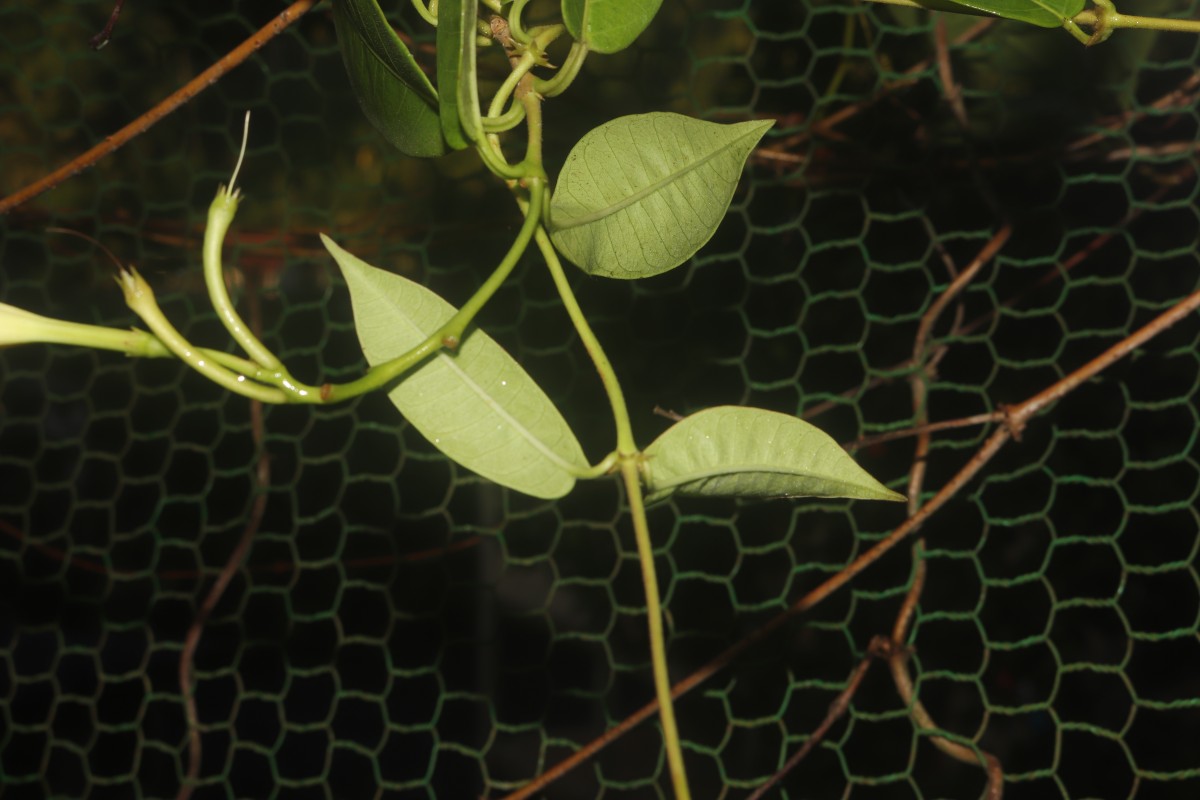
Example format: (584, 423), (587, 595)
(323, 237), (901, 507)
(333, 0), (479, 157)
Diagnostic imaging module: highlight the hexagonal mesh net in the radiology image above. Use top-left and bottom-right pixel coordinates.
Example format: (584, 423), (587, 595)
(2, 0), (1199, 797)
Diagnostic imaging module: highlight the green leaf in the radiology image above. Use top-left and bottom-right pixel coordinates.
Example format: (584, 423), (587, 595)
(561, 0), (664, 54)
(549, 113), (772, 279)
(436, 0), (481, 149)
(932, 0), (1084, 27)
(641, 406), (905, 505)
(322, 235), (588, 499)
(333, 0), (445, 158)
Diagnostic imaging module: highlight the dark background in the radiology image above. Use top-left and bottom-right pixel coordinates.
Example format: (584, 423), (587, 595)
(1, 1), (1198, 797)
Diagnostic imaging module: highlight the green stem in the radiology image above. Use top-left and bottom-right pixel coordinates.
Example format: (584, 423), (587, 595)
(506, 0), (533, 44)
(533, 228), (636, 455)
(204, 188), (283, 370)
(1073, 7), (1200, 34)
(322, 180), (545, 402)
(534, 41), (588, 98)
(410, 0), (436, 26)
(476, 137), (530, 180)
(481, 101), (526, 133)
(116, 267), (290, 404)
(488, 51), (537, 119)
(619, 457), (693, 800)
(860, 0), (1200, 39)
(574, 450), (620, 480)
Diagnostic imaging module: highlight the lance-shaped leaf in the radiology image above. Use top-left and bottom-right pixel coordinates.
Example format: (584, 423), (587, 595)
(933, 0), (1084, 27)
(562, 0), (664, 54)
(333, 0), (445, 158)
(641, 406), (905, 505)
(549, 113), (772, 279)
(436, 0), (481, 149)
(322, 235), (588, 499)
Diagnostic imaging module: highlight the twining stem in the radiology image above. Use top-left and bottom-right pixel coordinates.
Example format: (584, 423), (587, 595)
(860, 0), (1200, 39)
(116, 267), (290, 403)
(619, 458), (693, 800)
(533, 229), (636, 456)
(534, 41), (588, 98)
(410, 0), (436, 26)
(1073, 7), (1200, 34)
(322, 180), (545, 401)
(204, 188), (283, 370)
(531, 224), (691, 798)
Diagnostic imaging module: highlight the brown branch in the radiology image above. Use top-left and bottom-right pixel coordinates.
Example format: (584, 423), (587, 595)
(887, 642), (1004, 800)
(759, 17), (996, 159)
(0, 0), (322, 216)
(844, 412), (1004, 451)
(1065, 71), (1200, 157)
(744, 638), (886, 800)
(176, 267), (274, 800)
(89, 0), (127, 50)
(934, 16), (969, 131)
(502, 286), (1200, 800)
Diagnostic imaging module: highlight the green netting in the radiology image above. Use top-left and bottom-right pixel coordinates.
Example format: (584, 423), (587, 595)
(2, 0), (1199, 797)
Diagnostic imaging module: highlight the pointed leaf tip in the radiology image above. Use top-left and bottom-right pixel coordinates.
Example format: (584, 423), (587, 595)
(333, 0), (446, 157)
(549, 113), (773, 280)
(641, 406), (905, 505)
(322, 235), (588, 499)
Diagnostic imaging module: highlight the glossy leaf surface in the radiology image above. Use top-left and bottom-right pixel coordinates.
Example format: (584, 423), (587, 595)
(550, 113), (772, 279)
(936, 0), (1084, 27)
(436, 0), (473, 149)
(333, 0), (445, 157)
(642, 406), (905, 505)
(322, 235), (588, 499)
(561, 0), (663, 53)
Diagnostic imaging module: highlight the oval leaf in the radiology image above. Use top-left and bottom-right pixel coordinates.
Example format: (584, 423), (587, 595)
(641, 406), (905, 505)
(561, 0), (663, 54)
(322, 235), (588, 499)
(933, 0), (1084, 27)
(334, 0), (446, 158)
(549, 113), (772, 279)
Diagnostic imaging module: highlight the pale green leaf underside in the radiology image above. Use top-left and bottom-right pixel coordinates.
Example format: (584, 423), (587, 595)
(550, 113), (773, 279)
(322, 236), (588, 499)
(642, 406), (905, 505)
(333, 0), (445, 158)
(936, 0), (1084, 27)
(561, 0), (663, 54)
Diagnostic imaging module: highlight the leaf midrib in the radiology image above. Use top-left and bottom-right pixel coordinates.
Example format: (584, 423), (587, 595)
(343, 0), (439, 105)
(366, 278), (584, 475)
(650, 462), (870, 495)
(552, 121), (765, 231)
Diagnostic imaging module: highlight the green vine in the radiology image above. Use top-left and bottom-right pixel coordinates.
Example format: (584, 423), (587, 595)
(7, 0), (1199, 796)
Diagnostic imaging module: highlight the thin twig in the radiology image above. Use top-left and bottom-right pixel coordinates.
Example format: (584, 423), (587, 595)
(1065, 71), (1200, 156)
(502, 286), (1200, 800)
(175, 411), (269, 800)
(758, 17), (996, 160)
(844, 412), (1004, 451)
(89, 0), (127, 50)
(744, 638), (886, 800)
(0, 0), (321, 216)
(959, 164), (1194, 337)
(176, 268), (273, 800)
(809, 167), (1190, 424)
(934, 16), (969, 131)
